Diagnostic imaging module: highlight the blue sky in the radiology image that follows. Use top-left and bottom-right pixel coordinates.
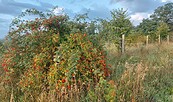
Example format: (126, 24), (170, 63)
(0, 0), (173, 39)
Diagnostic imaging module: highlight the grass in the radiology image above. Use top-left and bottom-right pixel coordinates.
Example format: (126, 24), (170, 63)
(105, 42), (173, 101)
(0, 42), (173, 102)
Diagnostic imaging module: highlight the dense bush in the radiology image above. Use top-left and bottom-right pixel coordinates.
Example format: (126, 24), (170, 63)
(0, 12), (113, 101)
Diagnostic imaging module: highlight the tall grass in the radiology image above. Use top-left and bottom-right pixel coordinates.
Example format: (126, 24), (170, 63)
(105, 42), (173, 102)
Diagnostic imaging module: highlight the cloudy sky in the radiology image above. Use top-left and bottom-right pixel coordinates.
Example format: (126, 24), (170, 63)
(0, 0), (173, 39)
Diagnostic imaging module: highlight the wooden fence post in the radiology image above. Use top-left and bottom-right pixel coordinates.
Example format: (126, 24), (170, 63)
(167, 35), (169, 44)
(146, 35), (149, 46)
(121, 34), (125, 53)
(158, 34), (161, 44)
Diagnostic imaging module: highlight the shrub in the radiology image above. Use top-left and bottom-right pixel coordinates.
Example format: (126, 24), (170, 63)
(1, 30), (111, 101)
(48, 33), (110, 89)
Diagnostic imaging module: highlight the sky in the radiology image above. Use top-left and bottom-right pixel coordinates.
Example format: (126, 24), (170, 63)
(0, 0), (173, 39)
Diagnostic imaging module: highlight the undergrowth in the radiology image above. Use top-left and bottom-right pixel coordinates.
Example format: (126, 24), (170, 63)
(0, 42), (173, 102)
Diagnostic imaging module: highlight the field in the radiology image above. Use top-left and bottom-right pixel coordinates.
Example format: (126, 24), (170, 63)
(0, 3), (173, 101)
(0, 41), (173, 102)
(106, 42), (173, 101)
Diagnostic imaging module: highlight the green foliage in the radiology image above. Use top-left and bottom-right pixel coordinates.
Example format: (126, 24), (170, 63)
(110, 8), (132, 36)
(98, 8), (132, 51)
(137, 18), (158, 35)
(137, 3), (173, 41)
(86, 21), (98, 35)
(68, 13), (89, 34)
(87, 78), (116, 102)
(136, 19), (159, 43)
(151, 3), (173, 31)
(99, 19), (116, 42)
(48, 33), (110, 89)
(156, 22), (169, 39)
(126, 32), (146, 46)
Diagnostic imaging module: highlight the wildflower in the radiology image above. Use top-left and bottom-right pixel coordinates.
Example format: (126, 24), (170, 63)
(62, 79), (66, 83)
(67, 85), (71, 90)
(4, 68), (9, 72)
(2, 63), (6, 67)
(83, 34), (87, 37)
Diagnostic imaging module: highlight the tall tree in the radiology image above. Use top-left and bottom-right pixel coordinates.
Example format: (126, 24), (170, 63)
(110, 8), (132, 37)
(99, 8), (132, 43)
(150, 3), (173, 31)
(137, 18), (158, 35)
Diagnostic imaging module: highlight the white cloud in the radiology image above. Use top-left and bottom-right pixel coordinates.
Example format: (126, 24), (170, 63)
(53, 7), (65, 15)
(130, 12), (151, 26)
(161, 0), (173, 2)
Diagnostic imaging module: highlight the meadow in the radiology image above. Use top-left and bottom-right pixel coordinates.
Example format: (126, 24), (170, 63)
(0, 41), (173, 102)
(106, 42), (173, 102)
(0, 3), (173, 101)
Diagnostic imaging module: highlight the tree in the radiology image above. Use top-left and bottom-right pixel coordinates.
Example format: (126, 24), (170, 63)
(68, 13), (89, 34)
(99, 8), (132, 43)
(137, 3), (173, 42)
(137, 18), (158, 35)
(111, 8), (132, 52)
(110, 8), (132, 37)
(99, 19), (112, 42)
(150, 3), (173, 31)
(86, 21), (98, 35)
(156, 22), (169, 39)
(136, 18), (158, 41)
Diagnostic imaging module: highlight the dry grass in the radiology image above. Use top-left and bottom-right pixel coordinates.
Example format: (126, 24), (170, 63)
(106, 41), (173, 101)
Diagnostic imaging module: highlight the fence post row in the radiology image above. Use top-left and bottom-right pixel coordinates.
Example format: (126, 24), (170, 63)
(119, 34), (170, 53)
